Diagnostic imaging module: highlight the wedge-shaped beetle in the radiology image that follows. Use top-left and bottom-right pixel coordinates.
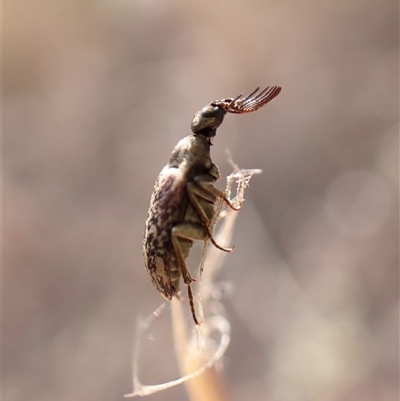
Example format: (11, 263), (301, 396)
(143, 86), (281, 324)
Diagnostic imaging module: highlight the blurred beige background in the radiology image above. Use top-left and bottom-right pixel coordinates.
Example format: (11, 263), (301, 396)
(4, 0), (399, 400)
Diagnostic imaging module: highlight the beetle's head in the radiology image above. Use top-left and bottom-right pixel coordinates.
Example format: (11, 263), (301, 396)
(190, 98), (233, 137)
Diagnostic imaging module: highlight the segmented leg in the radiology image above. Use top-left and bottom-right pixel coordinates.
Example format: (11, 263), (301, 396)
(186, 285), (199, 325)
(171, 223), (209, 325)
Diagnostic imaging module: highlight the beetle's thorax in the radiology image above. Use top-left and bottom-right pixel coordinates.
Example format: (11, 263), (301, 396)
(168, 134), (213, 176)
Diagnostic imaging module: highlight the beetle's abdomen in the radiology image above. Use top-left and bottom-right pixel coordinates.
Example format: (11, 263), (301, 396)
(143, 166), (188, 299)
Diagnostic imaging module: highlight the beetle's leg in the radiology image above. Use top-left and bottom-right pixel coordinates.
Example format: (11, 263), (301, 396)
(187, 285), (200, 325)
(187, 179), (235, 252)
(193, 174), (242, 211)
(171, 223), (209, 325)
(171, 223), (208, 282)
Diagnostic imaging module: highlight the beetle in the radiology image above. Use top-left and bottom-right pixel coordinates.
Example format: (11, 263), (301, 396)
(143, 86), (281, 325)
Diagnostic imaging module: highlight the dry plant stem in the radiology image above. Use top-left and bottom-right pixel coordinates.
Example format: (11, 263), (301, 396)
(170, 207), (241, 401)
(171, 298), (230, 401)
(170, 169), (260, 401)
(201, 208), (239, 292)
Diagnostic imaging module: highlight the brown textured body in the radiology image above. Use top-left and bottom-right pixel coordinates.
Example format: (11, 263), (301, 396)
(143, 134), (218, 300)
(142, 86), (282, 324)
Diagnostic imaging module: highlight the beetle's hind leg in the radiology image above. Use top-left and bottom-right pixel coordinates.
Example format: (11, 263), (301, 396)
(186, 285), (200, 325)
(171, 223), (209, 325)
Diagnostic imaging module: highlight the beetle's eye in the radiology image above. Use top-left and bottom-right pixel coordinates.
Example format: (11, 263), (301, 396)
(201, 105), (219, 118)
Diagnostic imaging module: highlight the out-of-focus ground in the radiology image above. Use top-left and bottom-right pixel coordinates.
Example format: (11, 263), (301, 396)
(4, 1), (399, 400)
